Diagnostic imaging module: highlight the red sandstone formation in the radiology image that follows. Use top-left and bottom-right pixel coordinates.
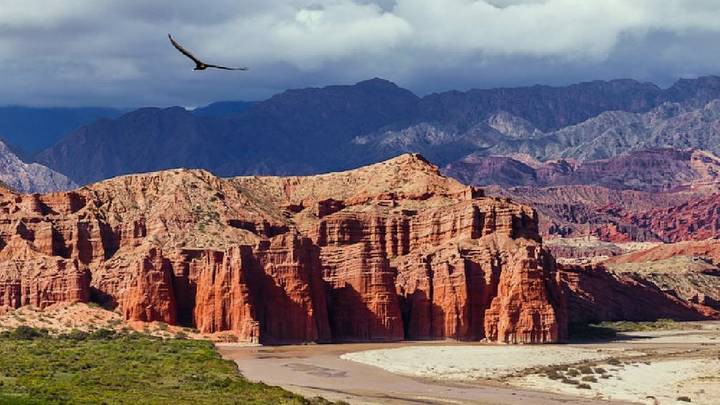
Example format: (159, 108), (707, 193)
(604, 239), (720, 265)
(559, 264), (720, 324)
(0, 154), (565, 343)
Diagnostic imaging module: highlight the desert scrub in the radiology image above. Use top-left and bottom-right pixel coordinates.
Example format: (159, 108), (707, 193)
(565, 368), (580, 377)
(567, 323), (617, 341)
(578, 365), (594, 374)
(561, 378), (579, 385)
(596, 319), (700, 332)
(606, 357), (622, 366)
(0, 327), (331, 404)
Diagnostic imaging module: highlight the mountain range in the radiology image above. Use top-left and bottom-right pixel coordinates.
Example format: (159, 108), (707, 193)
(2, 76), (720, 345)
(19, 75), (720, 186)
(0, 106), (123, 155)
(0, 139), (75, 193)
(3, 76), (720, 246)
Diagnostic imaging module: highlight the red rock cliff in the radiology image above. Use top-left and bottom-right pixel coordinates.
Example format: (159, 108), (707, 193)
(0, 154), (566, 343)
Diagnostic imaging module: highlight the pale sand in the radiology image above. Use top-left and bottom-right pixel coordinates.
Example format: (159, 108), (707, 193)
(514, 358), (720, 405)
(338, 324), (720, 404)
(218, 342), (618, 404)
(340, 345), (637, 380)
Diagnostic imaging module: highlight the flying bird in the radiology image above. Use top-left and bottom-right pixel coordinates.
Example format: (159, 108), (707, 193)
(168, 34), (248, 71)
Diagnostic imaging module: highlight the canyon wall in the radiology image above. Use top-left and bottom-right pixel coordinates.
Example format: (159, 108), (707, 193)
(0, 154), (565, 343)
(559, 264), (719, 325)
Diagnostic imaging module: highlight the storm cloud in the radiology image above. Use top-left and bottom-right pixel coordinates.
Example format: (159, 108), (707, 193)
(1, 0), (720, 107)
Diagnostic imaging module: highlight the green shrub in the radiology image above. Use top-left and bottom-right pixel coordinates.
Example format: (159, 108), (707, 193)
(568, 323), (617, 341)
(581, 376), (597, 383)
(596, 319), (700, 332)
(61, 329), (89, 341)
(577, 383), (592, 390)
(9, 326), (47, 340)
(89, 329), (117, 340)
(0, 334), (325, 404)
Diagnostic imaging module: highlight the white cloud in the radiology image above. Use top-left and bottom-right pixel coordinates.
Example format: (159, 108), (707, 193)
(0, 0), (719, 106)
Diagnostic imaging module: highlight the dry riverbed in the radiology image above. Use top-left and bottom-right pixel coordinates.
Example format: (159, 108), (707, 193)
(220, 322), (720, 405)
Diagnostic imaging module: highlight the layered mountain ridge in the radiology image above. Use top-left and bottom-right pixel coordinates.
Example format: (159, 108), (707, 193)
(0, 140), (76, 193)
(31, 75), (720, 186)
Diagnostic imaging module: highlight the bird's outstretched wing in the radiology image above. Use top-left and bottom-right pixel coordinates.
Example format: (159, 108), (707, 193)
(205, 64), (249, 71)
(168, 34), (203, 65)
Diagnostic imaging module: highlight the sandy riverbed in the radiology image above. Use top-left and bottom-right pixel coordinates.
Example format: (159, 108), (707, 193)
(219, 340), (625, 404)
(338, 323), (720, 405)
(340, 345), (640, 380)
(219, 322), (720, 404)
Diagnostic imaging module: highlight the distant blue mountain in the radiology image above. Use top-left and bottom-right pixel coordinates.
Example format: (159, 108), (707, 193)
(33, 75), (720, 186)
(192, 101), (256, 117)
(0, 106), (124, 154)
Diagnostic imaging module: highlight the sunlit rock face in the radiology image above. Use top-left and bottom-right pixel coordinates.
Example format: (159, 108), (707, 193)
(0, 154), (566, 343)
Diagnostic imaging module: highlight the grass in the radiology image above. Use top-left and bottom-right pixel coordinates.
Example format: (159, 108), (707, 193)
(0, 327), (335, 405)
(567, 323), (617, 341)
(569, 319), (700, 341)
(595, 319), (701, 332)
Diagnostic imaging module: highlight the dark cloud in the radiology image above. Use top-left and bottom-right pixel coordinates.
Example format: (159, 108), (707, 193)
(1, 0), (719, 107)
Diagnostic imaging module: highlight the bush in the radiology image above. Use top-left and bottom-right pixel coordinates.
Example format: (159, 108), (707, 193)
(568, 323), (617, 341)
(578, 366), (594, 374)
(577, 383), (592, 390)
(62, 329), (89, 341)
(565, 368), (580, 377)
(89, 329), (117, 340)
(607, 358), (622, 366)
(581, 376), (597, 383)
(9, 326), (47, 340)
(597, 319), (699, 332)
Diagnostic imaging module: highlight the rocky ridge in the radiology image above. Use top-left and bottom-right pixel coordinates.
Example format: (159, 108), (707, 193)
(445, 148), (720, 193)
(0, 139), (76, 193)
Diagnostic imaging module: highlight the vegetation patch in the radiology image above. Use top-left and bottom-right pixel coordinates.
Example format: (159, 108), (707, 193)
(569, 319), (701, 341)
(568, 323), (617, 341)
(0, 327), (334, 405)
(595, 319), (701, 332)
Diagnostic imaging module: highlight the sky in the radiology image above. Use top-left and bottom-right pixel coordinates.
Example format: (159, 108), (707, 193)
(1, 0), (720, 108)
